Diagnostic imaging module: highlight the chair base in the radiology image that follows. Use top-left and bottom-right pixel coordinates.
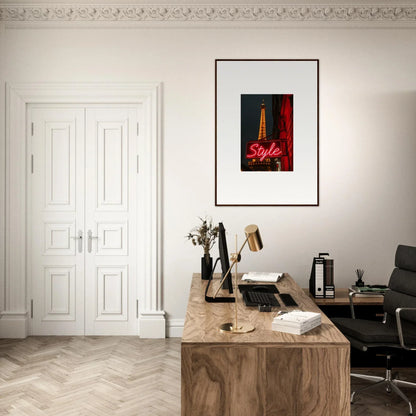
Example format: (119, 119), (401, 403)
(351, 365), (416, 416)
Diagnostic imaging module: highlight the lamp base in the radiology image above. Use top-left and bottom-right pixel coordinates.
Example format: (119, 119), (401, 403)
(219, 322), (255, 334)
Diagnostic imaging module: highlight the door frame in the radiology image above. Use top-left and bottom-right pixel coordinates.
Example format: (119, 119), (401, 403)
(2, 82), (165, 338)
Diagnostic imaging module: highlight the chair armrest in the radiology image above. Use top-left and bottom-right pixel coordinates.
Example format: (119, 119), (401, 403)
(395, 308), (416, 351)
(348, 290), (386, 319)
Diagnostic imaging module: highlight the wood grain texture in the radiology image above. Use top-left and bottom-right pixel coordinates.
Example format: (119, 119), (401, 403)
(182, 274), (351, 416)
(264, 347), (302, 415)
(303, 288), (384, 306)
(182, 274), (349, 345)
(300, 346), (350, 415)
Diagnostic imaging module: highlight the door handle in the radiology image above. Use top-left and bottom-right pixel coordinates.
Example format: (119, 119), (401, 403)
(87, 230), (98, 253)
(71, 230), (83, 253)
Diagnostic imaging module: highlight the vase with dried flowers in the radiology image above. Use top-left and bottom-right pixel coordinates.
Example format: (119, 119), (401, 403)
(187, 217), (219, 280)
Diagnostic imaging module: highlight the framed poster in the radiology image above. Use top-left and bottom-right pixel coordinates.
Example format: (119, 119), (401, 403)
(215, 59), (319, 206)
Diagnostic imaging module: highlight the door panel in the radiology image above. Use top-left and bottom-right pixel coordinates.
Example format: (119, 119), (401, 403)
(85, 108), (138, 335)
(44, 122), (75, 209)
(44, 265), (75, 319)
(96, 222), (128, 256)
(96, 266), (128, 320)
(97, 121), (128, 210)
(30, 107), (85, 335)
(30, 105), (139, 336)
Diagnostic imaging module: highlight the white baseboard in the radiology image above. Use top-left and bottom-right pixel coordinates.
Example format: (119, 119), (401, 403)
(167, 319), (184, 338)
(0, 311), (184, 339)
(0, 312), (28, 338)
(139, 310), (166, 338)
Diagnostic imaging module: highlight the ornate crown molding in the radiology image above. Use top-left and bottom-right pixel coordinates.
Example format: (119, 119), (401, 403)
(0, 4), (415, 23)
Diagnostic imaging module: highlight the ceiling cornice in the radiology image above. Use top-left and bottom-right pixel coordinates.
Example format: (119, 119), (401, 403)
(0, 4), (415, 23)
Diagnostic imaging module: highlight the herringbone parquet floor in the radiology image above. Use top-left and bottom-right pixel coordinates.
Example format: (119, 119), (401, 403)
(1, 337), (416, 415)
(0, 337), (180, 416)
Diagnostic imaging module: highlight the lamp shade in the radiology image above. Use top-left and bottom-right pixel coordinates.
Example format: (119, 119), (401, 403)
(244, 224), (263, 252)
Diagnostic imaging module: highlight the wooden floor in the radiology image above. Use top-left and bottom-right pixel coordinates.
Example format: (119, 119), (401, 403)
(0, 337), (180, 416)
(1, 337), (416, 415)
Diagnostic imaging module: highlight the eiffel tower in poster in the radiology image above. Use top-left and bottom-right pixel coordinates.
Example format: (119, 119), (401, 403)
(248, 100), (278, 171)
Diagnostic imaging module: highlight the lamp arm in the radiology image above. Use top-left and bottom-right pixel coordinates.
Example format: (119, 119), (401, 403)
(213, 236), (249, 299)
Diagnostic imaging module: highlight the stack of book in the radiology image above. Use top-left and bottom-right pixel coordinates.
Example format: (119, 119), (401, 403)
(272, 311), (321, 335)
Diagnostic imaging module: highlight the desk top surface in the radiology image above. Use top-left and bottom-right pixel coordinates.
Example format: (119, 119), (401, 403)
(182, 273), (349, 346)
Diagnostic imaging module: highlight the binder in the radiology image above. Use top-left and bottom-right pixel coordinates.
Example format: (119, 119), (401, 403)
(324, 258), (335, 298)
(309, 253), (335, 299)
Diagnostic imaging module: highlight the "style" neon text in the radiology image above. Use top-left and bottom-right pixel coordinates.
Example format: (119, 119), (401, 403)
(246, 140), (283, 161)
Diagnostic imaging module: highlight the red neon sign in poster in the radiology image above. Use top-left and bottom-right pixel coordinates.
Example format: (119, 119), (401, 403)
(246, 140), (282, 161)
(241, 94), (293, 172)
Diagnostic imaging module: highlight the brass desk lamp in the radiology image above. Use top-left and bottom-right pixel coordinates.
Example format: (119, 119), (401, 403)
(213, 224), (263, 333)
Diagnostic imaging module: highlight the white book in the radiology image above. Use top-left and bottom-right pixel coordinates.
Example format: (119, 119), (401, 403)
(272, 321), (321, 335)
(272, 311), (321, 335)
(242, 272), (283, 283)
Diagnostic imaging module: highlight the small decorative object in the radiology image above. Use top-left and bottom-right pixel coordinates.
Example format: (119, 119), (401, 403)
(355, 269), (365, 287)
(187, 217), (219, 280)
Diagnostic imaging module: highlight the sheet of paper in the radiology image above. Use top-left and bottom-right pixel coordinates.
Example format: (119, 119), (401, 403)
(241, 272), (283, 282)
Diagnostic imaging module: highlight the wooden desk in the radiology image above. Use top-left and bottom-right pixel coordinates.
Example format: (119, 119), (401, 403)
(182, 274), (350, 416)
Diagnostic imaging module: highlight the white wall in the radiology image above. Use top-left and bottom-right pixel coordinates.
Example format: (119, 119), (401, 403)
(1, 16), (416, 332)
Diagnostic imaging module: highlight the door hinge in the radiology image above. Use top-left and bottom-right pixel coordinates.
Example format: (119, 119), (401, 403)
(137, 122), (139, 136)
(136, 155), (139, 174)
(136, 299), (139, 318)
(31, 122), (34, 136)
(30, 299), (33, 319)
(31, 155), (34, 174)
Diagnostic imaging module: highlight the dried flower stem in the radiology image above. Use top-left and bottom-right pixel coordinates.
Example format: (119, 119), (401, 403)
(186, 216), (219, 257)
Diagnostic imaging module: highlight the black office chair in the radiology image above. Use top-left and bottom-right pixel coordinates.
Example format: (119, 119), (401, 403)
(332, 244), (416, 416)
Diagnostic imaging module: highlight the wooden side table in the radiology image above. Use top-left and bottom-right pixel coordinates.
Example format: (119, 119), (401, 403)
(303, 288), (384, 320)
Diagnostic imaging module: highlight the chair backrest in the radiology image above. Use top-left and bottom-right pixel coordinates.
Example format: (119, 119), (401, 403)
(384, 245), (416, 324)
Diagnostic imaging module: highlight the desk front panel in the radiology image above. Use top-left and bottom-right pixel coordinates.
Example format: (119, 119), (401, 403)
(182, 343), (349, 416)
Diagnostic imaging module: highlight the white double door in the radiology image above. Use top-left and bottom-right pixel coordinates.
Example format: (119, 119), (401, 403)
(29, 105), (140, 335)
